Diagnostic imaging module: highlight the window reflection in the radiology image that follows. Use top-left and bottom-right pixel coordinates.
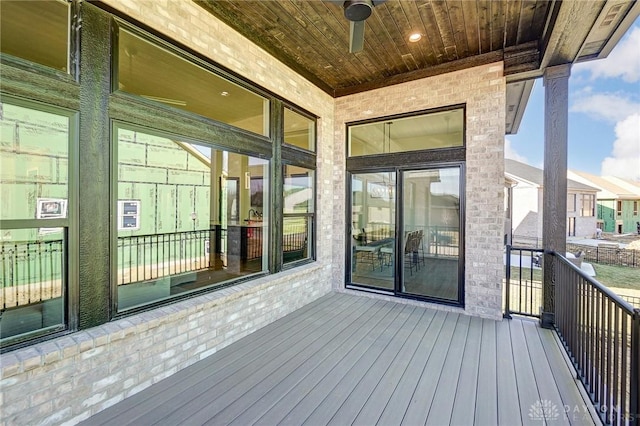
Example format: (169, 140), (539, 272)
(116, 126), (269, 311)
(283, 165), (314, 264)
(0, 0), (69, 72)
(117, 27), (269, 136)
(0, 101), (71, 344)
(284, 108), (315, 151)
(350, 172), (396, 290)
(402, 168), (461, 301)
(348, 108), (463, 157)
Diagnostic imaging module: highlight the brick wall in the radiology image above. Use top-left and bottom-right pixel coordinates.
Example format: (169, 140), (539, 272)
(0, 265), (331, 425)
(1, 2), (335, 425)
(333, 64), (507, 319)
(1, 2), (508, 424)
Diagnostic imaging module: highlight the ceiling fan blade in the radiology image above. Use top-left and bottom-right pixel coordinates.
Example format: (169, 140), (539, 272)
(349, 20), (365, 53)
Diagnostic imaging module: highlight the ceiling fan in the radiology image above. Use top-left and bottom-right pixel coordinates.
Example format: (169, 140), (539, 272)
(333, 0), (386, 53)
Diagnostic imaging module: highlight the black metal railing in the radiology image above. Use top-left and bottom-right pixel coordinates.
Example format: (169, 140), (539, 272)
(619, 294), (640, 309)
(504, 245), (543, 318)
(1, 239), (65, 310)
(566, 243), (639, 268)
(282, 219), (308, 264)
(426, 226), (459, 257)
(554, 252), (640, 425)
(117, 226), (267, 284)
(117, 229), (214, 285)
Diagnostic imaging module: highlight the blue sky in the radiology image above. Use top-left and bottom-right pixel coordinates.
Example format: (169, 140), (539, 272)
(506, 19), (640, 181)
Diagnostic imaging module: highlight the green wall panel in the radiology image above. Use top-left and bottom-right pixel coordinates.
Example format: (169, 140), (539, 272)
(194, 186), (211, 230)
(147, 144), (187, 169)
(156, 185), (177, 233)
(187, 156), (210, 173)
(2, 183), (36, 219)
(0, 121), (16, 148)
(58, 157), (68, 184)
(137, 130), (173, 147)
(16, 123), (68, 157)
(0, 104), (68, 157)
(120, 164), (167, 184)
(138, 183), (158, 235)
(175, 186), (194, 231)
(167, 169), (204, 186)
(1, 152), (58, 183)
(118, 140), (146, 165)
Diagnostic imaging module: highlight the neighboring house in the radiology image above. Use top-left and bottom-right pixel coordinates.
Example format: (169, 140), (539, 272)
(505, 159), (599, 242)
(568, 171), (640, 234)
(1, 1), (638, 424)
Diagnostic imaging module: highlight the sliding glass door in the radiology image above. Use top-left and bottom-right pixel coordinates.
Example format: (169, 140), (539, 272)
(402, 168), (461, 302)
(348, 166), (463, 305)
(350, 172), (396, 291)
(346, 105), (465, 306)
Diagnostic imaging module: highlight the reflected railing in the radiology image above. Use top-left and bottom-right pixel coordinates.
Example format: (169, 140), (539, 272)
(1, 239), (64, 310)
(1, 230), (67, 343)
(363, 224), (459, 257)
(117, 229), (216, 285)
(283, 218), (309, 264)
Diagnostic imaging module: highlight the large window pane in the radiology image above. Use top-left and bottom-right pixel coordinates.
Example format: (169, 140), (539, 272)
(402, 167), (461, 302)
(0, 0), (69, 72)
(117, 27), (269, 137)
(283, 166), (314, 264)
(350, 172), (396, 290)
(115, 125), (269, 311)
(284, 108), (315, 151)
(348, 108), (463, 157)
(0, 103), (70, 220)
(1, 229), (66, 343)
(0, 100), (72, 345)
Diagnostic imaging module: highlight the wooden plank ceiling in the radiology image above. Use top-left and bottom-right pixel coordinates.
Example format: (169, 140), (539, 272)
(196, 0), (549, 97)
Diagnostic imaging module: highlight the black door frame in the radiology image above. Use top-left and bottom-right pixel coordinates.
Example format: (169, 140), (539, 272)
(345, 161), (466, 307)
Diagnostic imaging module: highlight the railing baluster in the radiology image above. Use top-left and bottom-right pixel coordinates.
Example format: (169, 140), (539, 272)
(613, 307), (620, 425)
(630, 309), (639, 426)
(620, 314), (628, 426)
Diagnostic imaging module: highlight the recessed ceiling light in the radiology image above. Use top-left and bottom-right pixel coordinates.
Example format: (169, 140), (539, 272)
(408, 33), (422, 42)
(220, 91), (230, 97)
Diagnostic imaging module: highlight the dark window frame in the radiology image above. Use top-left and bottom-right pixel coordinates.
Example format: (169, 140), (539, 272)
(0, 95), (79, 352)
(0, 1), (318, 350)
(345, 105), (466, 308)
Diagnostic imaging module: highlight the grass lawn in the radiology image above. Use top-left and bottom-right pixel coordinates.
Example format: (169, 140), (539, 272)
(592, 264), (640, 290)
(507, 263), (639, 290)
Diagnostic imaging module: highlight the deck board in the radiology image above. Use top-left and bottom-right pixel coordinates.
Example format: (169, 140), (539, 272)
(450, 315), (483, 425)
(160, 299), (386, 425)
(325, 308), (432, 426)
(211, 301), (404, 425)
(350, 308), (440, 426)
(522, 319), (571, 423)
(84, 293), (596, 426)
(473, 318), (499, 425)
(91, 292), (350, 425)
(510, 318), (544, 426)
(495, 317), (523, 425)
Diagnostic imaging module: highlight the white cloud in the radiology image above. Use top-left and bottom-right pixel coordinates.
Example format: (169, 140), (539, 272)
(504, 138), (528, 163)
(574, 26), (640, 83)
(600, 114), (640, 181)
(571, 92), (640, 124)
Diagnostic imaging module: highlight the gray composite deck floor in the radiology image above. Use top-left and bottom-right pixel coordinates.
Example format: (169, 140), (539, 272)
(84, 292), (597, 426)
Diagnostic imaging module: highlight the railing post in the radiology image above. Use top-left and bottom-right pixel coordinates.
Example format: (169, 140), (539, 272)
(631, 308), (640, 425)
(504, 244), (512, 319)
